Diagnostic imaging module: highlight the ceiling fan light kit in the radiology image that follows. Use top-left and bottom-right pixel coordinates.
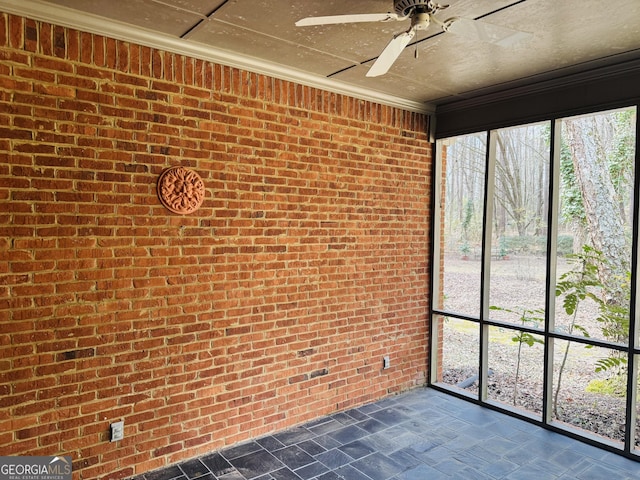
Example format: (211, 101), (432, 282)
(296, 0), (529, 77)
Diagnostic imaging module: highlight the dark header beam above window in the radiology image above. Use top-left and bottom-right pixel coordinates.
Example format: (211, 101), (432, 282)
(435, 57), (640, 138)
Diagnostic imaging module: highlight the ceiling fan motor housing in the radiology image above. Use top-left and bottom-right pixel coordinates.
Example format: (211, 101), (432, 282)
(394, 0), (440, 17)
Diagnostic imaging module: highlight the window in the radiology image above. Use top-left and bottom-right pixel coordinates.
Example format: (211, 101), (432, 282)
(431, 106), (639, 456)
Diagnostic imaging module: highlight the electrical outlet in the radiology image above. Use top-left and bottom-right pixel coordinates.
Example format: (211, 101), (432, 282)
(383, 356), (390, 370)
(110, 420), (124, 442)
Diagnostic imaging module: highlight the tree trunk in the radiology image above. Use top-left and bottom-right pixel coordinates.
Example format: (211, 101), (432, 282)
(571, 223), (587, 255)
(563, 117), (628, 304)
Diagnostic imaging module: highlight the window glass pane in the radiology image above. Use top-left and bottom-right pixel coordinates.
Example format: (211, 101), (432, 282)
(432, 105), (638, 454)
(555, 108), (636, 344)
(435, 316), (479, 393)
(436, 134), (486, 316)
(488, 123), (550, 326)
(552, 340), (627, 446)
(487, 325), (544, 418)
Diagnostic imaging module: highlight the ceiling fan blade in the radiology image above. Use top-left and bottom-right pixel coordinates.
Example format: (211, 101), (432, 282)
(366, 29), (416, 77)
(444, 17), (531, 47)
(296, 12), (399, 27)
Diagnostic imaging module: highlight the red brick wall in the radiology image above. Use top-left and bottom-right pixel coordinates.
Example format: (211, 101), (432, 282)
(0, 13), (432, 479)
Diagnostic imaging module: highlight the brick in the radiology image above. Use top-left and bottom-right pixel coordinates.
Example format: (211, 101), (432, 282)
(53, 25), (66, 58)
(0, 14), (7, 48)
(8, 14), (23, 49)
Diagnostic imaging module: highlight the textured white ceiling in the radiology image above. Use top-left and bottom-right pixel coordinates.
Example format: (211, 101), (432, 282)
(3, 0), (640, 113)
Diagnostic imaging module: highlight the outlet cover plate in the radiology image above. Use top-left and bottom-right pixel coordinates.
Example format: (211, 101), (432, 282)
(111, 421), (124, 442)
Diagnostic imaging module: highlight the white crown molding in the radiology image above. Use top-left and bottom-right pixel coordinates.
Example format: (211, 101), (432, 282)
(0, 0), (435, 115)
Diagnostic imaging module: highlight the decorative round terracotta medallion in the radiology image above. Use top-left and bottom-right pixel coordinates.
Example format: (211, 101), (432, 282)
(157, 166), (205, 214)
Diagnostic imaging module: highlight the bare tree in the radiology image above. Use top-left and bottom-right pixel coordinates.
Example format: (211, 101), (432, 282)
(494, 125), (549, 238)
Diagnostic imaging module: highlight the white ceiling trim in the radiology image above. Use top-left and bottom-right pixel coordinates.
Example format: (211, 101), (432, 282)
(0, 0), (435, 115)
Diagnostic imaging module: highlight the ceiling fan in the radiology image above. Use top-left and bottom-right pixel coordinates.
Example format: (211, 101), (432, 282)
(296, 0), (530, 77)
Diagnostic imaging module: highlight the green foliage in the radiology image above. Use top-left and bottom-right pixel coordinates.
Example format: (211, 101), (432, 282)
(457, 199), (475, 254)
(559, 140), (586, 226)
(586, 377), (626, 396)
(501, 235), (547, 255)
(555, 245), (601, 317)
(489, 305), (544, 328)
(462, 199), (474, 235)
(570, 324), (591, 338)
(492, 244), (636, 420)
(498, 236), (508, 258)
(598, 301), (630, 344)
(594, 356), (627, 374)
(557, 235), (574, 256)
(552, 244), (631, 420)
(489, 305), (544, 405)
(557, 245), (630, 344)
(553, 245), (597, 418)
(608, 109), (635, 200)
(597, 269), (631, 343)
(513, 332), (544, 347)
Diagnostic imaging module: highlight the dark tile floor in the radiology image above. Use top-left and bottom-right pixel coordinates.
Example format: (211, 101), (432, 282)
(130, 388), (639, 480)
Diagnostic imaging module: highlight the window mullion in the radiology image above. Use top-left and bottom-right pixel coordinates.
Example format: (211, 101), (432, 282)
(479, 130), (495, 402)
(543, 119), (562, 425)
(623, 112), (640, 454)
